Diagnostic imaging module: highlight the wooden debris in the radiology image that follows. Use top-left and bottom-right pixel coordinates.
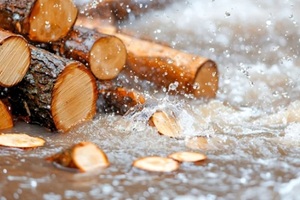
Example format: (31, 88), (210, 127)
(52, 26), (127, 80)
(0, 133), (45, 149)
(47, 142), (109, 172)
(0, 99), (13, 130)
(9, 45), (97, 132)
(0, 29), (30, 87)
(185, 137), (208, 150)
(133, 156), (179, 172)
(149, 111), (182, 138)
(0, 0), (78, 42)
(168, 151), (207, 163)
(98, 87), (145, 115)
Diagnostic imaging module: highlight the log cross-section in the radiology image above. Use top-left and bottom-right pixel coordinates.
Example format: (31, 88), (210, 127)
(0, 0), (78, 42)
(53, 26), (127, 80)
(0, 29), (30, 87)
(9, 46), (97, 132)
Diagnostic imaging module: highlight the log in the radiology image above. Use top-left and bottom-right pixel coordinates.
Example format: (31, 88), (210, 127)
(46, 141), (110, 172)
(9, 45), (97, 132)
(0, 99), (13, 129)
(98, 87), (145, 115)
(79, 0), (175, 21)
(77, 18), (219, 98)
(0, 0), (78, 42)
(52, 26), (127, 80)
(0, 29), (30, 87)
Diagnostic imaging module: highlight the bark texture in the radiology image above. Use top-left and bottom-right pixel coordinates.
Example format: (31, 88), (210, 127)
(52, 26), (126, 80)
(9, 46), (97, 132)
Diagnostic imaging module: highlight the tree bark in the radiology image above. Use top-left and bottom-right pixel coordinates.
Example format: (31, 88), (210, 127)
(52, 26), (127, 80)
(0, 29), (30, 87)
(9, 45), (97, 132)
(0, 0), (78, 42)
(0, 99), (13, 130)
(79, 0), (176, 21)
(98, 87), (145, 115)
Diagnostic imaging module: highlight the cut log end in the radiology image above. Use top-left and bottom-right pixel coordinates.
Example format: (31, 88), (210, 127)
(0, 100), (13, 129)
(0, 35), (30, 87)
(89, 36), (126, 80)
(28, 0), (78, 42)
(193, 60), (218, 98)
(51, 63), (97, 132)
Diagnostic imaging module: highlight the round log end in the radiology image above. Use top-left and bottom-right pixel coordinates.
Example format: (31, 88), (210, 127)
(0, 36), (30, 87)
(0, 100), (13, 130)
(28, 0), (78, 42)
(51, 62), (97, 132)
(193, 60), (219, 98)
(89, 36), (126, 80)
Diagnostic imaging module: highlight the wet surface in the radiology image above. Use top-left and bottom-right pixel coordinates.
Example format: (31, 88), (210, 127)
(2, 0), (300, 199)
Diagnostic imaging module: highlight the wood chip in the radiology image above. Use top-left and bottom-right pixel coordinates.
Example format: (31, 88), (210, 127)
(150, 111), (182, 138)
(133, 156), (179, 172)
(47, 142), (109, 172)
(168, 151), (207, 163)
(0, 133), (45, 149)
(72, 142), (110, 172)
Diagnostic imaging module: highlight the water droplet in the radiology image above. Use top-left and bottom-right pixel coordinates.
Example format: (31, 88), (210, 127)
(225, 11), (231, 17)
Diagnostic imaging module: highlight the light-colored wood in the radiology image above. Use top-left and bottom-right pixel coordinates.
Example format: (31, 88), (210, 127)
(0, 100), (13, 130)
(77, 18), (219, 98)
(0, 0), (78, 42)
(47, 142), (110, 172)
(53, 26), (127, 80)
(51, 63), (97, 131)
(0, 133), (45, 149)
(133, 156), (179, 172)
(9, 46), (97, 132)
(168, 151), (207, 163)
(0, 30), (30, 87)
(150, 111), (181, 138)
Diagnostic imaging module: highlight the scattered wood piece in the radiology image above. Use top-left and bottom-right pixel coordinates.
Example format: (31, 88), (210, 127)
(133, 156), (179, 172)
(185, 137), (208, 150)
(0, 0), (78, 42)
(0, 99), (13, 130)
(0, 133), (45, 149)
(46, 142), (109, 172)
(52, 26), (127, 80)
(168, 151), (207, 163)
(0, 30), (30, 87)
(77, 19), (219, 98)
(149, 111), (182, 138)
(9, 45), (97, 132)
(98, 87), (145, 115)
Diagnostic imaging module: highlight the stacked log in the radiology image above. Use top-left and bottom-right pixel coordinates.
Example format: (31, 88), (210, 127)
(9, 46), (97, 132)
(0, 0), (219, 132)
(52, 26), (127, 80)
(0, 0), (78, 42)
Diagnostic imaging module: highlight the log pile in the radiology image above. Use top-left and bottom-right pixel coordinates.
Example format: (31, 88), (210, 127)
(0, 0), (219, 133)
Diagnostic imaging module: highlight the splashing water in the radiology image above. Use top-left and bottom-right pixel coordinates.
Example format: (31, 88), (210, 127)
(1, 0), (300, 199)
